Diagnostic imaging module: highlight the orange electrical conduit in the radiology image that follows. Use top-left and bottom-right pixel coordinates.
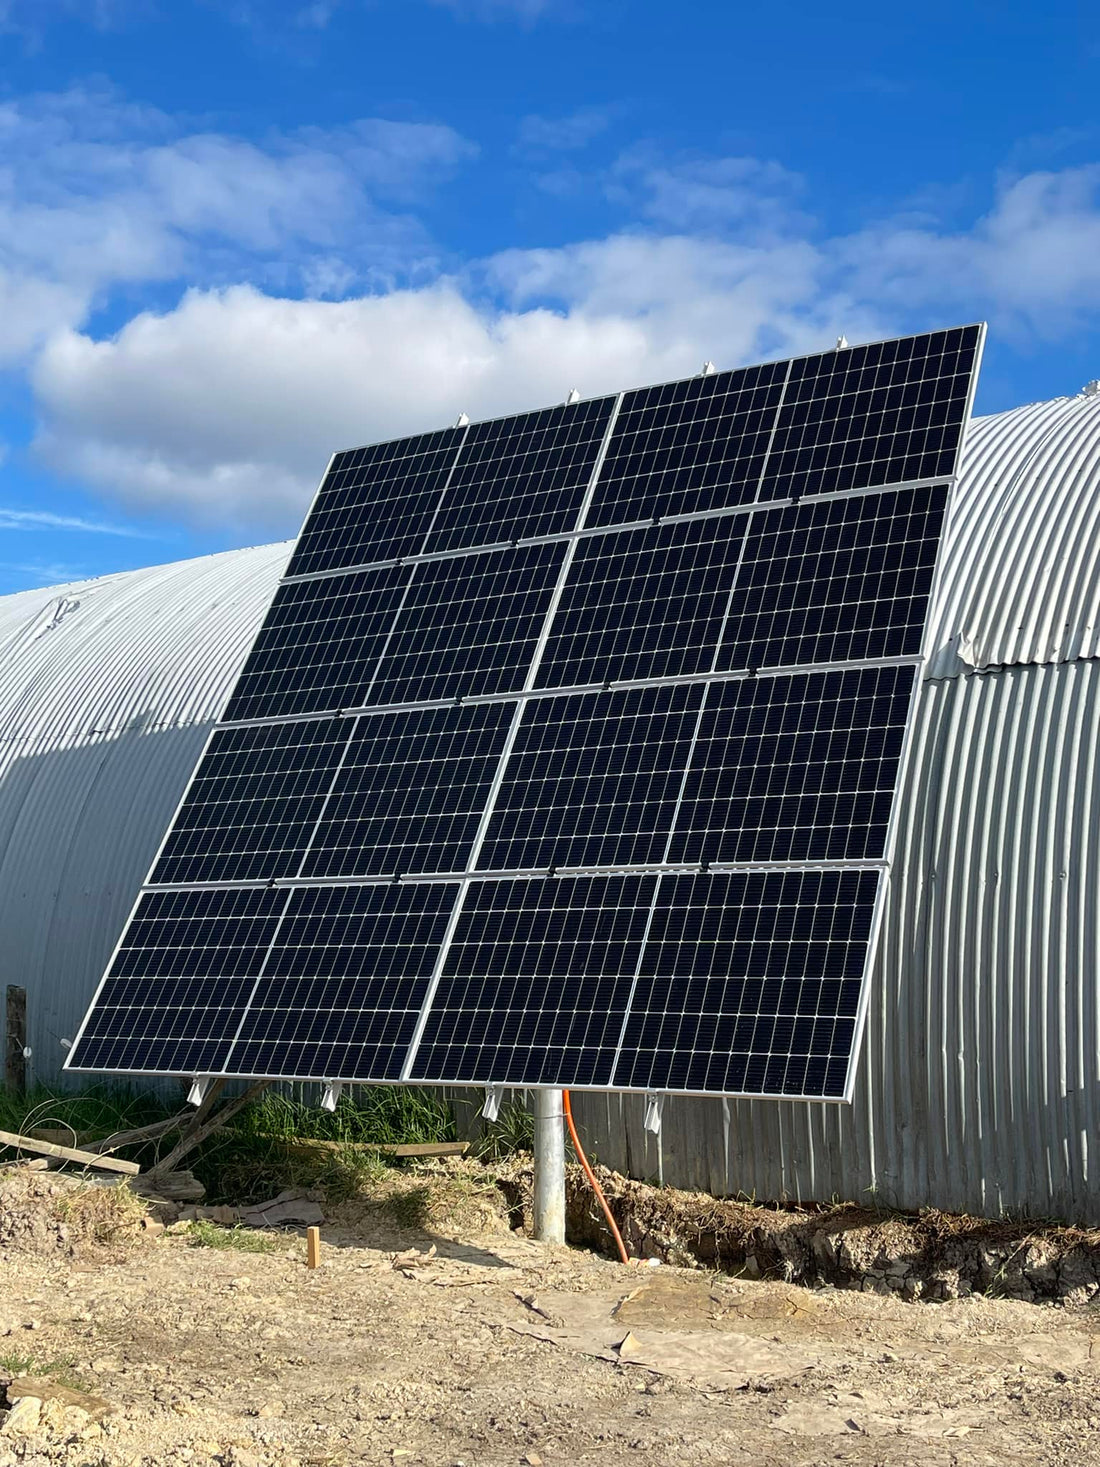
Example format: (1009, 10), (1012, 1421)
(562, 1088), (630, 1265)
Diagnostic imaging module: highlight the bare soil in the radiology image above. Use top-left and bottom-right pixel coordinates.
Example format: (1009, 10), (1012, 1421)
(3, 1163), (1100, 1467)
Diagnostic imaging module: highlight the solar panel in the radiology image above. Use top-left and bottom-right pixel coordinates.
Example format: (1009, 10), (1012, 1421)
(285, 428), (465, 577)
(422, 397), (614, 553)
(68, 323), (985, 1103)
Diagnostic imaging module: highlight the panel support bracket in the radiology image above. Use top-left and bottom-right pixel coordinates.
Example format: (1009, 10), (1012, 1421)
(320, 1081), (344, 1113)
(481, 1084), (505, 1123)
(186, 1076), (213, 1108)
(643, 1092), (663, 1136)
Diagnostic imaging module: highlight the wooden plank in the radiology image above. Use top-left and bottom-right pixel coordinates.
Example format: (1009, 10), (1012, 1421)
(5, 986), (27, 1095)
(0, 1127), (141, 1176)
(306, 1226), (321, 1269)
(282, 1137), (469, 1158)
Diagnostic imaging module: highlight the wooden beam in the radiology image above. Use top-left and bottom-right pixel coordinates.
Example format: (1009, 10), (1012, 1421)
(5, 986), (27, 1095)
(283, 1137), (469, 1158)
(146, 1079), (271, 1179)
(0, 1128), (141, 1175)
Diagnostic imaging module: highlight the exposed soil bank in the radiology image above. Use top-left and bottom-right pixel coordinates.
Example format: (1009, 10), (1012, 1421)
(541, 1163), (1100, 1304)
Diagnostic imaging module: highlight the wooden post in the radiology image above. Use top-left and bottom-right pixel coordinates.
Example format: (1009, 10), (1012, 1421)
(306, 1226), (321, 1269)
(5, 986), (27, 1095)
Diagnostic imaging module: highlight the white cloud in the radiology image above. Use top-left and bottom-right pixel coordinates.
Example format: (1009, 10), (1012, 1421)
(611, 151), (808, 234)
(0, 506), (147, 535)
(516, 107), (614, 154)
(427, 0), (557, 17)
(0, 88), (475, 363)
(31, 238), (879, 528)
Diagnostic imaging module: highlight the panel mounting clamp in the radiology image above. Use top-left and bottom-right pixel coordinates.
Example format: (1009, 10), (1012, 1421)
(481, 1084), (505, 1123)
(643, 1092), (664, 1135)
(187, 1076), (213, 1108)
(321, 1080), (344, 1113)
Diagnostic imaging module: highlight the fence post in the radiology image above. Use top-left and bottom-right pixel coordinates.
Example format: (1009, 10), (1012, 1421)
(5, 986), (27, 1094)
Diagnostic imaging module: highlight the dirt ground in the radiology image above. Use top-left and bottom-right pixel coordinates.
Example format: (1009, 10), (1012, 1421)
(4, 1167), (1100, 1467)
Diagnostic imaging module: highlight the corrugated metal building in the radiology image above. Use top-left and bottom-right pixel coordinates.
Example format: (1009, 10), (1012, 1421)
(3, 388), (1100, 1221)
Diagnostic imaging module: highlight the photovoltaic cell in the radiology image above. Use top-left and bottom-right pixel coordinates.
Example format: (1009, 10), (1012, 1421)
(758, 326), (980, 502)
(478, 683), (705, 873)
(67, 888), (287, 1074)
(666, 666), (916, 866)
(612, 869), (879, 1097)
(422, 397), (614, 554)
(367, 542), (567, 705)
(536, 515), (747, 690)
(224, 882), (458, 1082)
(716, 485), (949, 672)
(411, 874), (658, 1087)
(301, 702), (514, 879)
(222, 563), (412, 722)
(151, 719), (351, 885)
(284, 428), (463, 577)
(588, 362), (785, 528)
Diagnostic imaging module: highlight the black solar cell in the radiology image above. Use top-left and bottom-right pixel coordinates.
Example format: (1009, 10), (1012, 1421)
(368, 542), (567, 705)
(410, 874), (658, 1087)
(225, 882), (458, 1082)
(423, 397), (614, 553)
(302, 702), (514, 878)
(151, 719), (352, 885)
(536, 515), (747, 690)
(716, 484), (950, 672)
(222, 563), (412, 722)
(65, 887), (288, 1074)
(759, 325), (980, 501)
(613, 868), (879, 1097)
(589, 362), (785, 527)
(478, 683), (704, 872)
(285, 428), (464, 577)
(667, 666), (916, 865)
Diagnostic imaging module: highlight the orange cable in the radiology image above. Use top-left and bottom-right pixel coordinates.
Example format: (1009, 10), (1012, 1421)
(562, 1088), (630, 1265)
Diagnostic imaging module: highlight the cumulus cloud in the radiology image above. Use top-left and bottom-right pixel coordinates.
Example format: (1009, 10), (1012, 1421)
(30, 235), (883, 528)
(0, 88), (474, 363)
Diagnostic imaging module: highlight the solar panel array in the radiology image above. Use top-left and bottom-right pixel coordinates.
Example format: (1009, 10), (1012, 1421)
(67, 325), (984, 1101)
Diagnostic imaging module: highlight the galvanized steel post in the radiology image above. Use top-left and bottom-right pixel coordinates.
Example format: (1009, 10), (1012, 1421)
(532, 1088), (566, 1244)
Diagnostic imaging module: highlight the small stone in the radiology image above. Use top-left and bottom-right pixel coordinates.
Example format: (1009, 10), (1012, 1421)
(24, 1320), (41, 1331)
(525, 1454), (544, 1466)
(1, 1396), (42, 1435)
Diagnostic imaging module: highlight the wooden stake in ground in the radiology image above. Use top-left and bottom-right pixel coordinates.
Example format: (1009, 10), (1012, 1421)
(306, 1226), (321, 1269)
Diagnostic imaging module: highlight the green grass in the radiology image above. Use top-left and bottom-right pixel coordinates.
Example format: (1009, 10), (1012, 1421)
(0, 1082), (173, 1148)
(0, 1351), (90, 1391)
(0, 1351), (37, 1375)
(471, 1096), (534, 1161)
(185, 1220), (278, 1252)
(0, 1082), (500, 1209)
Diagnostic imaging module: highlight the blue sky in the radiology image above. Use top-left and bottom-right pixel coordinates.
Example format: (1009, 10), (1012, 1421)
(0, 0), (1097, 593)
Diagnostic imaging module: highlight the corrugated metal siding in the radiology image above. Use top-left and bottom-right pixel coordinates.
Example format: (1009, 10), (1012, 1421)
(0, 543), (289, 1079)
(929, 392), (1100, 673)
(5, 388), (1100, 1222)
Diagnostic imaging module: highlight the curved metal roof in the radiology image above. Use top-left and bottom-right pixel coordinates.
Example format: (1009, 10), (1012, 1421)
(5, 387), (1100, 1220)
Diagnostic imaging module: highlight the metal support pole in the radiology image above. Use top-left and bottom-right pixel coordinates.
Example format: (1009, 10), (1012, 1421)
(532, 1087), (566, 1244)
